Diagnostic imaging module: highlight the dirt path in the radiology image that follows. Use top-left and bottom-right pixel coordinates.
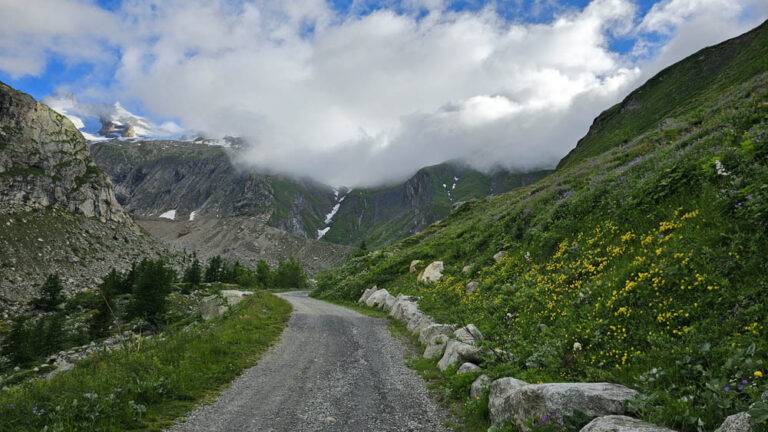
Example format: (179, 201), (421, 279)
(169, 291), (448, 432)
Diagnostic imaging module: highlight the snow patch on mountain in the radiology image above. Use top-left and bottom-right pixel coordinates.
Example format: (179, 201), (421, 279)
(159, 210), (177, 220)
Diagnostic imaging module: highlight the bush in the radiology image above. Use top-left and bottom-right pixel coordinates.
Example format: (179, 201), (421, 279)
(126, 259), (175, 327)
(32, 274), (64, 311)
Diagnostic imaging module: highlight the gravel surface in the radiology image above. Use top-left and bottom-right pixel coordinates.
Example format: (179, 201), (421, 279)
(169, 291), (449, 432)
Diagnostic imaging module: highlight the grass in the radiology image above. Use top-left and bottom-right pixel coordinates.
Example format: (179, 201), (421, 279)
(0, 290), (291, 431)
(312, 69), (768, 432)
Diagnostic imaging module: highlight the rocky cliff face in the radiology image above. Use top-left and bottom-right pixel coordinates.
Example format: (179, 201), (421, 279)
(90, 140), (336, 237)
(0, 82), (165, 308)
(0, 82), (128, 224)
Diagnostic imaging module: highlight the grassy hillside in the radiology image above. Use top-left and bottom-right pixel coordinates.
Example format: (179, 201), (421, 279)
(313, 68), (768, 431)
(558, 20), (768, 170)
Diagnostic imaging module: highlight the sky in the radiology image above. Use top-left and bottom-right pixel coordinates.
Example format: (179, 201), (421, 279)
(0, 0), (766, 186)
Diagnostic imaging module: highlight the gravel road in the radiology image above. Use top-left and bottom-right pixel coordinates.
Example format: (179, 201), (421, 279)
(169, 291), (448, 432)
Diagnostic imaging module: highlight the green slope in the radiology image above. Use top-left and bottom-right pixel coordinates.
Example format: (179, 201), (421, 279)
(558, 19), (768, 170)
(322, 162), (552, 248)
(312, 25), (768, 432)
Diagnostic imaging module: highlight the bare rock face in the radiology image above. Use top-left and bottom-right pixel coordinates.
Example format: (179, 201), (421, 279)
(0, 81), (128, 224)
(489, 377), (529, 422)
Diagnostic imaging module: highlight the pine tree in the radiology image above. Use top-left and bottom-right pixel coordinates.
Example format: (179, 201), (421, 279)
(204, 256), (223, 283)
(255, 260), (272, 289)
(1, 316), (34, 366)
(183, 256), (202, 291)
(32, 274), (64, 311)
(90, 269), (119, 338)
(127, 259), (174, 327)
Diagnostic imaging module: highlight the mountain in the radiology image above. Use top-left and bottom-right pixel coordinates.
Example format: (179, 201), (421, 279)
(312, 22), (768, 431)
(42, 93), (182, 141)
(320, 162), (552, 248)
(558, 19), (768, 170)
(89, 140), (338, 238)
(90, 141), (552, 249)
(0, 81), (165, 307)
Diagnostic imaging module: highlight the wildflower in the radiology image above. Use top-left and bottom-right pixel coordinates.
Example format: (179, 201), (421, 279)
(742, 379), (748, 384)
(573, 342), (583, 351)
(738, 385), (744, 391)
(715, 160), (730, 176)
(724, 386), (731, 391)
(32, 406), (37, 412)
(756, 371), (763, 378)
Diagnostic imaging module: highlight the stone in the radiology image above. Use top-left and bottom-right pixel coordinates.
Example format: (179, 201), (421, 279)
(492, 383), (639, 429)
(457, 362), (481, 375)
(761, 391), (768, 403)
(406, 311), (433, 334)
(493, 251), (507, 262)
(409, 260), (423, 273)
(470, 374), (491, 399)
(390, 297), (421, 322)
(418, 323), (455, 345)
(199, 295), (227, 321)
(365, 289), (394, 309)
(454, 324), (483, 344)
(424, 334), (449, 359)
(465, 281), (479, 294)
(462, 265), (472, 274)
(359, 287), (377, 303)
(418, 261), (444, 282)
(488, 377), (529, 423)
(438, 340), (483, 371)
(538, 323), (549, 332)
(581, 416), (677, 432)
(714, 413), (753, 432)
(220, 290), (252, 306)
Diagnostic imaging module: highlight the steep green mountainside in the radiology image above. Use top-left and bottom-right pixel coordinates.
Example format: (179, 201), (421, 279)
(313, 43), (768, 432)
(322, 162), (552, 248)
(90, 140), (337, 238)
(0, 82), (165, 307)
(558, 19), (768, 170)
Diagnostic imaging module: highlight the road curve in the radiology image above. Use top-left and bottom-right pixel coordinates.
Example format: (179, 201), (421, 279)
(169, 291), (448, 432)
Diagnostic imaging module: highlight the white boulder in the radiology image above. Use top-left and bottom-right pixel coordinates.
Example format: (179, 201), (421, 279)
(457, 362), (481, 375)
(437, 340), (483, 371)
(714, 413), (753, 432)
(418, 261), (444, 282)
(424, 334), (449, 359)
(454, 324), (483, 344)
(488, 377), (529, 423)
(470, 374), (491, 399)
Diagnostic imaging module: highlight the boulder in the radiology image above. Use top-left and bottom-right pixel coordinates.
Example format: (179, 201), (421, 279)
(418, 261), (444, 282)
(418, 323), (455, 345)
(492, 383), (639, 429)
(471, 374), (491, 399)
(199, 295), (227, 321)
(457, 362), (481, 375)
(424, 334), (449, 359)
(438, 340), (483, 371)
(493, 251), (507, 262)
(390, 297), (421, 322)
(465, 281), (479, 294)
(462, 265), (472, 274)
(220, 290), (252, 306)
(489, 377), (529, 422)
(406, 311), (433, 334)
(365, 289), (395, 309)
(409, 260), (422, 273)
(382, 293), (397, 310)
(454, 324), (483, 344)
(715, 413), (753, 432)
(581, 416), (677, 432)
(359, 287), (377, 303)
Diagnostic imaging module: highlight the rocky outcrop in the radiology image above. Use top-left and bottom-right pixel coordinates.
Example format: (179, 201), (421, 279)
(0, 82), (129, 223)
(494, 383), (639, 429)
(581, 416), (677, 432)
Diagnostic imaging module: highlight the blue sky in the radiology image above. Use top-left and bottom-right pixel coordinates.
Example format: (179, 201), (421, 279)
(0, 0), (766, 185)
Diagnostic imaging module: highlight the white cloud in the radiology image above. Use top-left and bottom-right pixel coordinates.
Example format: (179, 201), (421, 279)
(1, 0), (767, 186)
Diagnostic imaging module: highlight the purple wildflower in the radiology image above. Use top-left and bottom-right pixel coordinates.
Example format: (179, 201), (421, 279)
(724, 386), (731, 391)
(742, 379), (748, 384)
(738, 385), (744, 391)
(748, 194), (754, 200)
